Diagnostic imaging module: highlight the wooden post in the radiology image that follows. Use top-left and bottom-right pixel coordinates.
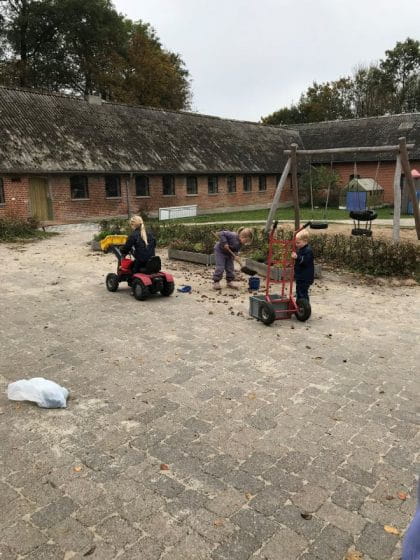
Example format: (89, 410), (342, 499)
(290, 143), (300, 230)
(264, 157), (291, 233)
(399, 137), (420, 240)
(392, 154), (402, 243)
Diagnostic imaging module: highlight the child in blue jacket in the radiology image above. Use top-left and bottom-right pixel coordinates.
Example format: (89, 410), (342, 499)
(291, 229), (314, 302)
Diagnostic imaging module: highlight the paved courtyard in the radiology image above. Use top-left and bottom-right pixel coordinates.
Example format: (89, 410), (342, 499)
(0, 228), (419, 560)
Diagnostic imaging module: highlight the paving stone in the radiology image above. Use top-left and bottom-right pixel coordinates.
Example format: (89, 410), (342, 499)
(211, 529), (260, 560)
(240, 452), (277, 476)
(144, 473), (185, 498)
(1, 521), (45, 555)
(205, 488), (248, 517)
(331, 481), (367, 511)
(276, 450), (312, 473)
(273, 504), (324, 540)
(0, 544), (17, 560)
(225, 469), (265, 495)
(120, 487), (166, 523)
(119, 537), (163, 560)
(31, 496), (76, 529)
(317, 501), (367, 534)
(183, 416), (213, 434)
(337, 464), (378, 489)
(263, 466), (303, 493)
(231, 507), (279, 542)
(166, 489), (208, 520)
(21, 543), (64, 560)
(48, 518), (93, 554)
(254, 526), (308, 560)
(291, 484), (330, 512)
(161, 531), (214, 560)
(357, 522), (399, 560)
(249, 486), (288, 516)
(96, 515), (142, 547)
(0, 483), (19, 509)
(185, 508), (235, 543)
(203, 454), (239, 478)
(142, 512), (186, 546)
(310, 523), (353, 559)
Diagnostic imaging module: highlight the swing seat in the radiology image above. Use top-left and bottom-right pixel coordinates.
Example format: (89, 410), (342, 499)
(349, 210), (377, 222)
(309, 221), (328, 230)
(352, 228), (373, 237)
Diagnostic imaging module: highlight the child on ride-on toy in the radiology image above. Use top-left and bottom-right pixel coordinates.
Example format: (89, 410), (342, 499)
(120, 215), (156, 273)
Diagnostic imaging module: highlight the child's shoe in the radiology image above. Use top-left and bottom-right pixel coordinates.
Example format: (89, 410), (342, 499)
(213, 282), (221, 290)
(227, 282), (239, 290)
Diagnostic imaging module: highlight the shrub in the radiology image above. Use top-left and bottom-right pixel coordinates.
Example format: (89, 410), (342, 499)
(0, 216), (42, 241)
(310, 234), (420, 278)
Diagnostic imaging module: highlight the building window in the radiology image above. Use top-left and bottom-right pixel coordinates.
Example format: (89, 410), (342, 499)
(136, 175), (150, 197)
(162, 175), (175, 196)
(208, 176), (218, 194)
(0, 178), (4, 204)
(105, 175), (121, 198)
(227, 175), (236, 193)
(186, 176), (198, 195)
(70, 175), (89, 199)
(243, 175), (252, 192)
(258, 176), (267, 192)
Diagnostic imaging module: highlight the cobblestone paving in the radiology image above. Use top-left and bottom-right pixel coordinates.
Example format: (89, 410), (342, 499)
(0, 230), (419, 560)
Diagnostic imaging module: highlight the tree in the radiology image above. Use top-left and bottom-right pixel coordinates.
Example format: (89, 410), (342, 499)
(0, 0), (192, 110)
(102, 21), (191, 109)
(380, 38), (420, 112)
(299, 165), (341, 206)
(261, 38), (420, 124)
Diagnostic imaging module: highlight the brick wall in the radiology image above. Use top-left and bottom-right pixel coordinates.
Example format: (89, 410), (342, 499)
(0, 176), (30, 218)
(0, 173), (293, 222)
(331, 160), (420, 204)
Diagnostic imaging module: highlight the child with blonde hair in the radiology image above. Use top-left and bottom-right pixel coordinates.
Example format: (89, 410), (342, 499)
(291, 229), (314, 302)
(120, 215), (156, 273)
(213, 227), (253, 290)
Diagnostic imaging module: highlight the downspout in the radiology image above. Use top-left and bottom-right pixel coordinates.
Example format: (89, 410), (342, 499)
(125, 173), (132, 219)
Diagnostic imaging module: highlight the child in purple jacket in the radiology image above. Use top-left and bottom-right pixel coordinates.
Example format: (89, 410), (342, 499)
(213, 228), (253, 290)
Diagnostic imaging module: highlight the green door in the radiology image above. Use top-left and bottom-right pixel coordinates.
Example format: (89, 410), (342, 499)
(29, 178), (52, 221)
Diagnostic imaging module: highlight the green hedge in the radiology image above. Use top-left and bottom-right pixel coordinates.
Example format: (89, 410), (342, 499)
(96, 219), (420, 279)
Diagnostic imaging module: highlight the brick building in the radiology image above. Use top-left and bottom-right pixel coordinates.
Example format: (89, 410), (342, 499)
(293, 116), (420, 211)
(1, 85), (420, 223)
(0, 87), (299, 223)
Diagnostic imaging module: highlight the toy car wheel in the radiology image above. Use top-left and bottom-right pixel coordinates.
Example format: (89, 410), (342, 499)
(295, 298), (311, 322)
(133, 280), (149, 301)
(259, 302), (276, 325)
(161, 281), (175, 296)
(106, 273), (119, 292)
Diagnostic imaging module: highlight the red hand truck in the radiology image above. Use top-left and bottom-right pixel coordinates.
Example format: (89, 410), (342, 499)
(249, 221), (312, 326)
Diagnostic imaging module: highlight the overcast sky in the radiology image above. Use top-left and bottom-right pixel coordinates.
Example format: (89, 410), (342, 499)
(114, 0), (420, 122)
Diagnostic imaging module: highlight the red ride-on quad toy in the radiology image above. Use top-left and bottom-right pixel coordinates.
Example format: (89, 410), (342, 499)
(100, 235), (175, 300)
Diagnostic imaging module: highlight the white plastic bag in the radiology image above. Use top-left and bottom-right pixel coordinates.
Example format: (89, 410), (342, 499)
(7, 377), (69, 409)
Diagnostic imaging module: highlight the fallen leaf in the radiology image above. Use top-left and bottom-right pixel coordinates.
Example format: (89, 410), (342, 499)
(345, 551), (363, 560)
(247, 392), (256, 400)
(385, 495), (395, 501)
(73, 466), (82, 472)
(384, 525), (400, 536)
(245, 492), (252, 500)
(397, 492), (408, 501)
(160, 463), (169, 471)
(213, 518), (225, 527)
(300, 512), (312, 520)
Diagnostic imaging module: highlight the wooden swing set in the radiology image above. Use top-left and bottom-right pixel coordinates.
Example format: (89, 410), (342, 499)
(265, 137), (420, 242)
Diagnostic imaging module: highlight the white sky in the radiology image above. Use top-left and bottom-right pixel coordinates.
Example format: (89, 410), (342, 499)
(114, 0), (420, 122)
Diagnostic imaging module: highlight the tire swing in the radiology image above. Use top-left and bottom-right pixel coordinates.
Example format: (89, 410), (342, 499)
(349, 160), (378, 237)
(308, 155), (329, 230)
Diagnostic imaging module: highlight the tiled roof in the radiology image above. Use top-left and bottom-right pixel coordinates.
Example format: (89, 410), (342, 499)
(291, 114), (420, 163)
(0, 86), (300, 174)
